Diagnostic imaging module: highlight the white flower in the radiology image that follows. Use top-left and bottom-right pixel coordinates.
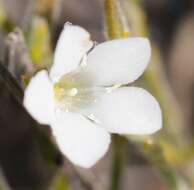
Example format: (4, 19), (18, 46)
(23, 23), (162, 168)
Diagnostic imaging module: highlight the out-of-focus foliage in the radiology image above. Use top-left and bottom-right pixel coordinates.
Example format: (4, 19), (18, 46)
(36, 0), (55, 16)
(27, 16), (52, 69)
(0, 2), (6, 27)
(0, 2), (14, 32)
(50, 171), (71, 190)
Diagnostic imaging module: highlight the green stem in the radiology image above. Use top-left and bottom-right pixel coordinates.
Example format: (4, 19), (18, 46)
(104, 0), (128, 39)
(110, 135), (125, 190)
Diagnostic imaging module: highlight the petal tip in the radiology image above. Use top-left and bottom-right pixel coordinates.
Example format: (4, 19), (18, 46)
(23, 70), (55, 125)
(137, 37), (151, 61)
(72, 132), (111, 169)
(51, 113), (111, 169)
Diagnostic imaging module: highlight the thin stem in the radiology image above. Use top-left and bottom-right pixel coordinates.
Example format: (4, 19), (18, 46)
(110, 135), (125, 190)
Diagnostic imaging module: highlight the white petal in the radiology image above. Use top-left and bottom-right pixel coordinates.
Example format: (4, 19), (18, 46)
(84, 87), (162, 135)
(85, 38), (151, 86)
(51, 112), (111, 168)
(23, 70), (55, 125)
(50, 23), (93, 81)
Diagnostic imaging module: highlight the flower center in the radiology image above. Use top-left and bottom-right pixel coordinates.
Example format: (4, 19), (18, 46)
(53, 70), (101, 112)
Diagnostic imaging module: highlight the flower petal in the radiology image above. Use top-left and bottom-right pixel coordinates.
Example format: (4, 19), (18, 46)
(23, 70), (55, 125)
(51, 112), (111, 168)
(50, 23), (93, 81)
(84, 87), (162, 135)
(85, 38), (151, 86)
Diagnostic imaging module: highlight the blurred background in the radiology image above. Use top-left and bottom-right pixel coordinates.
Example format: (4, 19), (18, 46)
(0, 0), (194, 189)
